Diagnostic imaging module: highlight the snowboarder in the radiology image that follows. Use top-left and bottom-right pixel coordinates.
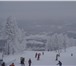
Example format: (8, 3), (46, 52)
(57, 61), (62, 66)
(35, 53), (37, 58)
(2, 62), (5, 66)
(28, 58), (32, 66)
(10, 63), (15, 66)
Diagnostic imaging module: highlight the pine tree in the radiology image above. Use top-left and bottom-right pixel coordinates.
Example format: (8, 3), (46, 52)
(4, 16), (19, 54)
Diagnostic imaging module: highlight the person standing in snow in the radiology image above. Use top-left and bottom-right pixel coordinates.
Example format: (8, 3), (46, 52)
(20, 57), (25, 66)
(57, 61), (62, 66)
(56, 54), (60, 61)
(1, 62), (5, 66)
(20, 57), (25, 64)
(28, 58), (32, 66)
(10, 63), (15, 66)
(71, 53), (73, 56)
(37, 53), (41, 60)
(35, 53), (37, 58)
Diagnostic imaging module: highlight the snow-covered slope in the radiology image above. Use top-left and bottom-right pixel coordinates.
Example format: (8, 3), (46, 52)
(2, 46), (76, 66)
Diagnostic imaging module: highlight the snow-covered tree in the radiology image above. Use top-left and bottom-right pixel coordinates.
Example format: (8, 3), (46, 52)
(4, 16), (26, 54)
(4, 16), (19, 54)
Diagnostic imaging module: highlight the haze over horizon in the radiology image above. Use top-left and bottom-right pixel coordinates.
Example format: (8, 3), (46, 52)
(0, 2), (76, 33)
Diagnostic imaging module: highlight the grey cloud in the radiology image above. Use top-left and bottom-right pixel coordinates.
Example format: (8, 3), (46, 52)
(0, 2), (76, 20)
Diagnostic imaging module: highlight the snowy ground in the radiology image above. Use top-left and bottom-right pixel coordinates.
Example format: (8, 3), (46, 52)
(3, 47), (76, 66)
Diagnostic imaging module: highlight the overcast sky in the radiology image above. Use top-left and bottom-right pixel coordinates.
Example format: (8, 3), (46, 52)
(0, 2), (76, 33)
(0, 1), (76, 21)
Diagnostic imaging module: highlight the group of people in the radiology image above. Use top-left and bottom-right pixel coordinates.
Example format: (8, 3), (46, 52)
(35, 53), (44, 60)
(1, 52), (74, 66)
(9, 53), (62, 66)
(20, 57), (32, 66)
(56, 53), (74, 66)
(7, 58), (32, 66)
(35, 52), (44, 60)
(55, 53), (62, 66)
(35, 52), (62, 66)
(0, 60), (15, 66)
(56, 53), (60, 61)
(1, 62), (6, 66)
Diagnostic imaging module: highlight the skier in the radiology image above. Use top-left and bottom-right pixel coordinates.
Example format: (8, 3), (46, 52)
(71, 53), (73, 56)
(37, 53), (39, 60)
(35, 53), (37, 58)
(28, 58), (32, 66)
(10, 63), (15, 66)
(2, 62), (5, 66)
(37, 53), (41, 60)
(57, 61), (62, 66)
(56, 54), (60, 61)
(20, 57), (25, 64)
